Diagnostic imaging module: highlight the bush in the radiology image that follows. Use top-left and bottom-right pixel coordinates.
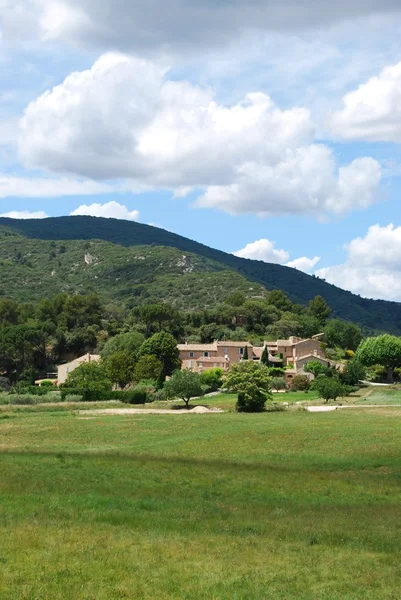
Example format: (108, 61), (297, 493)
(110, 389), (148, 404)
(236, 392), (266, 413)
(200, 368), (224, 392)
(39, 380), (56, 388)
(270, 377), (287, 392)
(64, 394), (84, 403)
(60, 387), (110, 402)
(7, 394), (37, 405)
(0, 377), (10, 392)
(268, 367), (285, 377)
(312, 375), (346, 403)
(291, 375), (310, 391)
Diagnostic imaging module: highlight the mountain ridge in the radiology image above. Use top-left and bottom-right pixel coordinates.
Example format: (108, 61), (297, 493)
(0, 215), (400, 333)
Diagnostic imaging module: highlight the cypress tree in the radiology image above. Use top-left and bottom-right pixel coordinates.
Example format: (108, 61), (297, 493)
(261, 345), (269, 366)
(243, 345), (249, 360)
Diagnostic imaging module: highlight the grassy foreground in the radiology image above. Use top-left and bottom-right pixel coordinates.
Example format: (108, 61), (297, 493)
(1, 406), (401, 599)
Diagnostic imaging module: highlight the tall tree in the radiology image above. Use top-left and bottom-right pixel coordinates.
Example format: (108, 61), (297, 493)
(138, 332), (181, 383)
(260, 345), (269, 366)
(356, 334), (401, 383)
(324, 319), (362, 351)
(308, 296), (331, 326)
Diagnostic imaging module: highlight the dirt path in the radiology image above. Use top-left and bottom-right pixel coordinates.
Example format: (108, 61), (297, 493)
(79, 406), (224, 416)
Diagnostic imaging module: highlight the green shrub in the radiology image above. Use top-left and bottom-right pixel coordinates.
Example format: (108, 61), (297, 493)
(200, 368), (224, 392)
(10, 395), (37, 405)
(270, 377), (287, 392)
(64, 394), (84, 403)
(236, 392), (266, 413)
(312, 375), (346, 403)
(291, 375), (310, 391)
(39, 380), (56, 388)
(268, 367), (285, 377)
(110, 389), (148, 404)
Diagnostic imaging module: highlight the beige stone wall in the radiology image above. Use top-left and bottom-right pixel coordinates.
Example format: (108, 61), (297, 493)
(293, 339), (325, 360)
(295, 356), (330, 371)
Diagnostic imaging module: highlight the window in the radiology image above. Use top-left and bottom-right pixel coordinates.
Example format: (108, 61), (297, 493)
(239, 348), (244, 355)
(203, 352), (209, 357)
(199, 362), (203, 368)
(189, 360), (194, 369)
(224, 347), (228, 355)
(189, 352), (195, 358)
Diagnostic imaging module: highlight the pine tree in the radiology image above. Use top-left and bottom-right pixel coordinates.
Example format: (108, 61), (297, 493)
(260, 345), (269, 366)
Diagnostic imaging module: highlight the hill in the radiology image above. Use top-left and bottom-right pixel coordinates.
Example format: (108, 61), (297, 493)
(0, 215), (400, 333)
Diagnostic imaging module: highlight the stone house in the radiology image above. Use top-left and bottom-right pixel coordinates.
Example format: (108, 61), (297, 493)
(178, 335), (328, 375)
(57, 353), (100, 385)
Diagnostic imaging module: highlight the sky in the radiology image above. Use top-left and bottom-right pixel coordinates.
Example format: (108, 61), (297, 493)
(1, 2), (401, 300)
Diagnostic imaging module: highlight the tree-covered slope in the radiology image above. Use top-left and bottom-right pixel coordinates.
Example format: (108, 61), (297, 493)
(1, 215), (401, 333)
(0, 229), (265, 308)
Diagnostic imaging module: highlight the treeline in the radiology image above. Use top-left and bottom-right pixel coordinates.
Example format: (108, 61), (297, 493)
(0, 289), (363, 384)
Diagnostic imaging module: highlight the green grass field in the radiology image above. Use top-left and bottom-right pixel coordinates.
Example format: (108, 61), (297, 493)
(1, 402), (401, 599)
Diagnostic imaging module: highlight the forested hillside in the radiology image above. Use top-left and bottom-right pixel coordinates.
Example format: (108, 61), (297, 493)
(1, 215), (401, 333)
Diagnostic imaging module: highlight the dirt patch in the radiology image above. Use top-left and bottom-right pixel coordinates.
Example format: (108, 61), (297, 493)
(79, 406), (224, 416)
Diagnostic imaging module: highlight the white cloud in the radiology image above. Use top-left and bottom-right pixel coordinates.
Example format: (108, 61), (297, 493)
(18, 53), (382, 218)
(2, 0), (401, 56)
(0, 210), (48, 218)
(0, 173), (122, 198)
(330, 61), (401, 142)
(316, 224), (401, 300)
(233, 238), (320, 274)
(233, 239), (289, 263)
(286, 256), (320, 273)
(70, 201), (139, 220)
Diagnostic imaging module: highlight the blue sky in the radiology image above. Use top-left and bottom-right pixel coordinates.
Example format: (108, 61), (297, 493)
(2, 1), (401, 300)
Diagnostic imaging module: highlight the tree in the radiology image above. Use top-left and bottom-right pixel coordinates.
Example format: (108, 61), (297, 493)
(313, 376), (345, 403)
(270, 377), (287, 392)
(226, 292), (246, 307)
(356, 335), (401, 383)
(101, 331), (145, 359)
(243, 345), (249, 360)
(200, 368), (224, 392)
(324, 320), (362, 351)
(304, 360), (330, 378)
(138, 332), (181, 383)
(103, 350), (136, 389)
(340, 359), (366, 386)
(64, 361), (112, 400)
(134, 354), (163, 383)
(308, 296), (331, 326)
(164, 369), (204, 408)
(260, 346), (269, 366)
(226, 361), (272, 413)
(266, 290), (293, 312)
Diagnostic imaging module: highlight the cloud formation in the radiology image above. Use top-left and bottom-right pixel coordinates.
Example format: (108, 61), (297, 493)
(18, 53), (382, 218)
(286, 255), (320, 273)
(233, 238), (320, 274)
(331, 61), (401, 142)
(233, 239), (290, 263)
(316, 224), (401, 300)
(70, 201), (139, 220)
(2, 0), (401, 56)
(0, 173), (118, 198)
(0, 210), (48, 219)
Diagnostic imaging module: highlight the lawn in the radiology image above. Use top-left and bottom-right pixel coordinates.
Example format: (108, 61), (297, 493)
(354, 387), (401, 405)
(1, 406), (401, 599)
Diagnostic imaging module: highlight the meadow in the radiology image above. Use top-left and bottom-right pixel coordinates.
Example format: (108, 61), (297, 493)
(1, 396), (401, 599)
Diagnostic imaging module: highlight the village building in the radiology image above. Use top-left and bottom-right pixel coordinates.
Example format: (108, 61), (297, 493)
(57, 353), (100, 385)
(178, 335), (331, 381)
